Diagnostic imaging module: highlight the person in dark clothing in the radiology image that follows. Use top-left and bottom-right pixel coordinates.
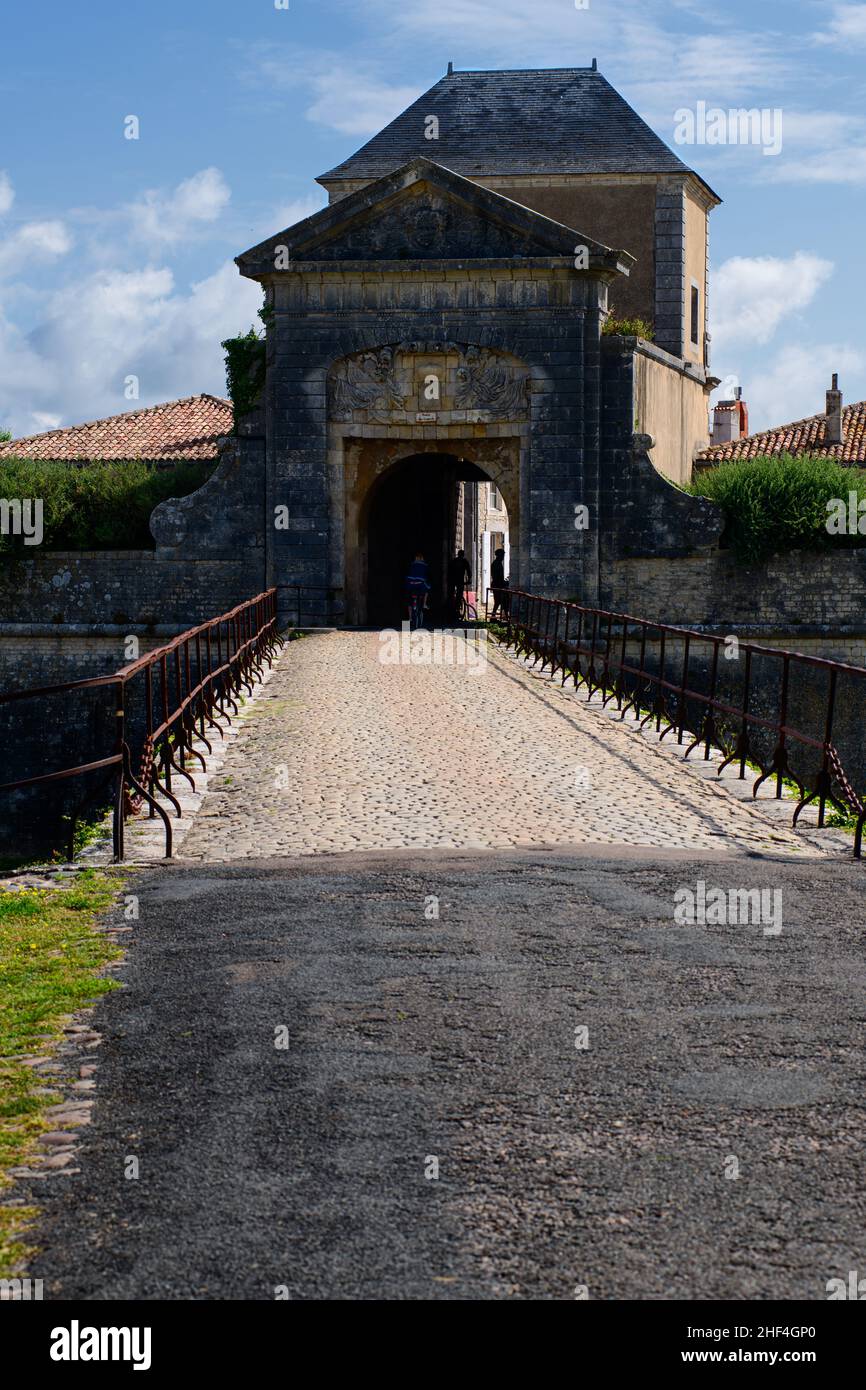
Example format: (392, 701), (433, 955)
(447, 548), (472, 618)
(404, 551), (431, 629)
(490, 547), (508, 619)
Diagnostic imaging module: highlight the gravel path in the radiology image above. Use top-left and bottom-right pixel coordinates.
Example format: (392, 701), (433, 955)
(26, 849), (866, 1301)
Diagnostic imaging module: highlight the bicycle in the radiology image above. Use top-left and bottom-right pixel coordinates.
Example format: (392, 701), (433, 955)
(457, 586), (478, 623)
(406, 588), (427, 630)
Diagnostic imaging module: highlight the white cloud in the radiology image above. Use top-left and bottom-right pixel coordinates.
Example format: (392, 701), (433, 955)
(720, 343), (866, 434)
(0, 171), (14, 217)
(305, 68), (422, 136)
(360, 0), (790, 113)
(271, 193), (328, 234)
(0, 259), (261, 438)
(766, 143), (866, 184)
(0, 219), (72, 279)
(777, 110), (865, 148)
(29, 411), (63, 432)
(757, 109), (866, 183)
(366, 0), (607, 51)
(814, 3), (866, 46)
(711, 253), (834, 350)
(124, 167), (231, 249)
(0, 164), (267, 437)
(243, 45), (421, 137)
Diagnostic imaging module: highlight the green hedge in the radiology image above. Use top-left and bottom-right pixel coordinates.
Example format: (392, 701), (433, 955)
(686, 453), (866, 564)
(0, 457), (214, 553)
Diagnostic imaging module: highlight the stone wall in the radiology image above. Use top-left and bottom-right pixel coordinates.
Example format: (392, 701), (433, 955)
(633, 341), (710, 486)
(0, 631), (168, 694)
(475, 176), (658, 329)
(605, 548), (866, 640)
(0, 551), (262, 639)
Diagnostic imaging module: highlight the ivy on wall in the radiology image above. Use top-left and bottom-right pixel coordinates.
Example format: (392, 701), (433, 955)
(221, 304), (273, 429)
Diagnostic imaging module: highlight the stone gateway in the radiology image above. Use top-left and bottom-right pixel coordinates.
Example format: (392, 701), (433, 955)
(152, 66), (723, 627)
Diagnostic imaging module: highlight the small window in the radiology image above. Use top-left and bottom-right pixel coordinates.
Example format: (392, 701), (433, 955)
(690, 284), (700, 346)
(489, 483), (501, 509)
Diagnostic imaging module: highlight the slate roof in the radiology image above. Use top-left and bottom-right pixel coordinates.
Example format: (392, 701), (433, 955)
(0, 394), (232, 463)
(697, 400), (866, 466)
(318, 66), (717, 198)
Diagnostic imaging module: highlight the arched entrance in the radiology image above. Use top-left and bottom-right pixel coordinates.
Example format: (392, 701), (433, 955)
(362, 451), (509, 628)
(338, 432), (521, 626)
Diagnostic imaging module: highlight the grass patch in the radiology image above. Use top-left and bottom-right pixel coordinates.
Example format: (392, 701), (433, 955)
(686, 453), (866, 564)
(0, 868), (123, 1274)
(602, 316), (654, 340)
(0, 458), (215, 553)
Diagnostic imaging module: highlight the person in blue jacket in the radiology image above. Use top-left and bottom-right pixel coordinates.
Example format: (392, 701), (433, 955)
(404, 552), (431, 629)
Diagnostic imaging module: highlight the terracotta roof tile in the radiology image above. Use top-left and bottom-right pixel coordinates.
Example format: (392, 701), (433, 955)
(697, 399), (866, 466)
(0, 394), (232, 463)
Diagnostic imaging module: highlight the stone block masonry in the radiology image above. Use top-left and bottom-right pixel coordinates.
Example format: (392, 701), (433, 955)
(605, 548), (866, 641)
(0, 552), (264, 637)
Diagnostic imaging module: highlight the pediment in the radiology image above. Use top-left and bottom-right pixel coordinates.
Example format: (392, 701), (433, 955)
(237, 159), (630, 276)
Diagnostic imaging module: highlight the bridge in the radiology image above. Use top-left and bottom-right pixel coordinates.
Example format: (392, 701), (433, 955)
(3, 594), (866, 1302)
(2, 588), (863, 862)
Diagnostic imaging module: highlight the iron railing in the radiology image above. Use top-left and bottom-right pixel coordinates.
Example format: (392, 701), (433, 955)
(492, 588), (866, 858)
(0, 590), (281, 861)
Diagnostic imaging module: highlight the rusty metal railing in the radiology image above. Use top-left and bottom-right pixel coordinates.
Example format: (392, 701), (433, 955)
(491, 588), (866, 859)
(0, 589), (281, 861)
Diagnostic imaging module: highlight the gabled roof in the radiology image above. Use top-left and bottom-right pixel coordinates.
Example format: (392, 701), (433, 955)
(697, 400), (866, 466)
(237, 156), (633, 277)
(318, 66), (718, 201)
(0, 394), (232, 463)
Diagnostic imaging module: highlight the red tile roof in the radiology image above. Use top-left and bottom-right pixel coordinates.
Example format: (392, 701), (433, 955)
(0, 394), (232, 463)
(697, 399), (866, 466)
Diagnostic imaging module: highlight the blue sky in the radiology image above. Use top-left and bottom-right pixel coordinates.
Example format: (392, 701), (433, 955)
(1, 0), (864, 437)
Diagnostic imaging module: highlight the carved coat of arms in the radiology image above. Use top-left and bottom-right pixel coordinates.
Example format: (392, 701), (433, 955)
(330, 342), (530, 421)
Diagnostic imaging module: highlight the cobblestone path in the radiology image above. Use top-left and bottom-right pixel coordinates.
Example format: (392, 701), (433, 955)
(177, 630), (819, 861)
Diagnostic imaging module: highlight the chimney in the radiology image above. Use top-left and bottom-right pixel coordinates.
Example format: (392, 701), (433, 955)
(735, 386), (749, 438)
(711, 387), (749, 446)
(825, 373), (844, 445)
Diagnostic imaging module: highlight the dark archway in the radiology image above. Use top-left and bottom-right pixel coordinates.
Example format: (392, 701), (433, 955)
(364, 452), (497, 628)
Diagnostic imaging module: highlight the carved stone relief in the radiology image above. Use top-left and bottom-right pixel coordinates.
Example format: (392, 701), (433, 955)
(329, 342), (530, 422)
(314, 191), (537, 262)
(454, 346), (530, 417)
